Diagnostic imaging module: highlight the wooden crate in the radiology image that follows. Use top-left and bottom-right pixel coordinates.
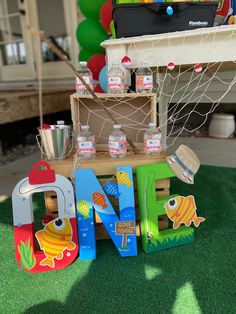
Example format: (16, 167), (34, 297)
(70, 93), (157, 144)
(46, 152), (170, 240)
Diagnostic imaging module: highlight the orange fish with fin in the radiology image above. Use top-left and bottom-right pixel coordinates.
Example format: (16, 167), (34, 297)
(93, 192), (108, 209)
(164, 195), (205, 229)
(36, 217), (76, 268)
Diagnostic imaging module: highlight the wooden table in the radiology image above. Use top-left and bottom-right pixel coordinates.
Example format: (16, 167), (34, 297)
(48, 150), (167, 177)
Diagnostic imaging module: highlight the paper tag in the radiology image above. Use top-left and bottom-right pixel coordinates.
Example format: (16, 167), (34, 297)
(136, 75), (153, 90)
(144, 139), (161, 152)
(76, 76), (93, 91)
(109, 140), (127, 155)
(108, 76), (124, 91)
(77, 140), (96, 155)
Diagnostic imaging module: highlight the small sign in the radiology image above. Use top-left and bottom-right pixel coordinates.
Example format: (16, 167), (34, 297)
(115, 221), (135, 248)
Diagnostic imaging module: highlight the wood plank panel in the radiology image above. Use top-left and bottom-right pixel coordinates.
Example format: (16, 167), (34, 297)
(49, 151), (167, 177)
(0, 91), (71, 124)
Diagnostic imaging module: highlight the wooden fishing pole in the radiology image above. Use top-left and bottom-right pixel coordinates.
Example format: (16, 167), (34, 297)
(28, 27), (139, 155)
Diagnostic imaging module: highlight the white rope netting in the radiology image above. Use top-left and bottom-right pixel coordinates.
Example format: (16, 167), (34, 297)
(74, 27), (236, 152)
(69, 27), (236, 184)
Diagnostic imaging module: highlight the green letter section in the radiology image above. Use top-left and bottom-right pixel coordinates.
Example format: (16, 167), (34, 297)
(136, 162), (194, 253)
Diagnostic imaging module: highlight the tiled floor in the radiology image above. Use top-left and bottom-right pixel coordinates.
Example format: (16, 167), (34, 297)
(0, 137), (235, 201)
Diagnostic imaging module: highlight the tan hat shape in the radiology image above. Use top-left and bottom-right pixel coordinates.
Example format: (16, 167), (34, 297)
(166, 145), (200, 184)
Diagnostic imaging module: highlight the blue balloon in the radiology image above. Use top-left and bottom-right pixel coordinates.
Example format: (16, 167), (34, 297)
(99, 65), (108, 92)
(166, 6), (173, 16)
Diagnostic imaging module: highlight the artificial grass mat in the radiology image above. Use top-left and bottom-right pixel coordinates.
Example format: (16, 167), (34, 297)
(0, 165), (235, 314)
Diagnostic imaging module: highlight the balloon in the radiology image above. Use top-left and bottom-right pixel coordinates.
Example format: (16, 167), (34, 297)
(79, 49), (94, 62)
(99, 65), (108, 92)
(78, 0), (106, 20)
(76, 19), (109, 53)
(94, 83), (104, 93)
(100, 0), (113, 33)
(87, 54), (106, 81)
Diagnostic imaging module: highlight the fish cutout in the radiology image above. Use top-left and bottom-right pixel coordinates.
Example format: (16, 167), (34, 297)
(104, 182), (121, 198)
(116, 171), (133, 188)
(93, 192), (108, 209)
(164, 195), (205, 229)
(36, 217), (76, 268)
(77, 200), (91, 219)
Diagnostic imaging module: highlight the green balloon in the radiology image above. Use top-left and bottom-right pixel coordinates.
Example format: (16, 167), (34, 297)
(76, 19), (109, 54)
(78, 0), (106, 20)
(79, 49), (94, 62)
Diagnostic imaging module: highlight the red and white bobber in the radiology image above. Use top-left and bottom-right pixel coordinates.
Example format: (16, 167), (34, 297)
(121, 56), (132, 68)
(167, 62), (175, 71)
(194, 63), (203, 73)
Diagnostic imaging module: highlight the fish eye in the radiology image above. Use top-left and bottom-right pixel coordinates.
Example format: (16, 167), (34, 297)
(168, 198), (178, 210)
(54, 218), (66, 230)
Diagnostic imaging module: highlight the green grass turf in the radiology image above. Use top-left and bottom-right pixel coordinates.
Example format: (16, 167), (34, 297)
(0, 165), (236, 314)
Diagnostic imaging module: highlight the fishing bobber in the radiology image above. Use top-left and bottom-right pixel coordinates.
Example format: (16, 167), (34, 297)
(167, 62), (175, 71)
(121, 56), (132, 68)
(194, 63), (203, 73)
(166, 6), (174, 16)
(121, 56), (132, 91)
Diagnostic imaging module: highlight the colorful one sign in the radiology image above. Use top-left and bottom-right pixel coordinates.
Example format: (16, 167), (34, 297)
(11, 159), (206, 273)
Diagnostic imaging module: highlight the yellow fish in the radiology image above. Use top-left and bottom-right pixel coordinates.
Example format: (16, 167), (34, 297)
(77, 200), (91, 219)
(116, 171), (133, 188)
(164, 195), (205, 229)
(36, 217), (76, 268)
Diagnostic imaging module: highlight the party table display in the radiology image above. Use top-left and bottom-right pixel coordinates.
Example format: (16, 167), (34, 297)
(10, 0), (210, 273)
(10, 57), (206, 271)
(12, 141), (205, 273)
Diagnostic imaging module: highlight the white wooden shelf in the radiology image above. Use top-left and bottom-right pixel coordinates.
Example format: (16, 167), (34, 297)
(101, 25), (236, 68)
